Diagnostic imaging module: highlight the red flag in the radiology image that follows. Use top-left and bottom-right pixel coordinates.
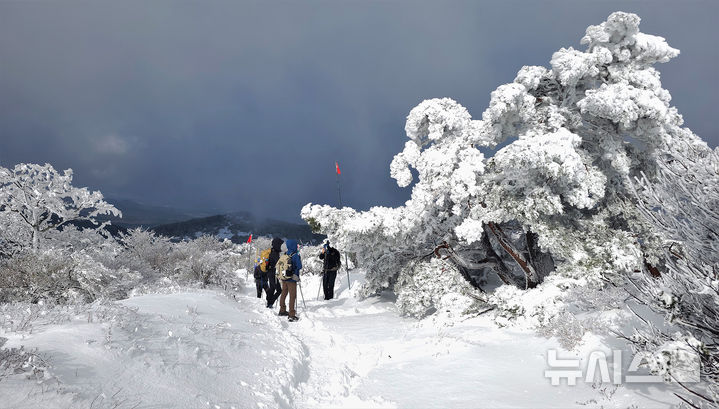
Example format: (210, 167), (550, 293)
(335, 161), (341, 175)
(247, 234), (252, 243)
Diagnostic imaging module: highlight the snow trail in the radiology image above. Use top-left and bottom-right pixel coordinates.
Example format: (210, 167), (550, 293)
(271, 272), (683, 409)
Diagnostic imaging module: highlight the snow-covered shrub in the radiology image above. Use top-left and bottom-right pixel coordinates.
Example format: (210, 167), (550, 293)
(117, 228), (179, 280)
(536, 310), (586, 350)
(71, 252), (141, 301)
(0, 211), (29, 258)
(216, 243), (249, 292)
(303, 12), (701, 322)
(0, 247), (141, 304)
(626, 142), (719, 403)
(0, 337), (52, 382)
(0, 249), (83, 304)
(0, 302), (79, 333)
(641, 334), (704, 384)
(395, 257), (483, 318)
(487, 276), (572, 328)
(174, 235), (234, 286)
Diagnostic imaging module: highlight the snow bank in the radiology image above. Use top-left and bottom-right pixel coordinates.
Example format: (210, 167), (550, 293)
(0, 290), (307, 408)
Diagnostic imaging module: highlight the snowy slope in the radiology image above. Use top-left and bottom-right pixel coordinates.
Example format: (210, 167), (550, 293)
(0, 271), (683, 408)
(1, 289), (307, 408)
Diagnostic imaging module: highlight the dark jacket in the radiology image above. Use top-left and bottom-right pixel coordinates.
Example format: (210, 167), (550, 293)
(319, 247), (341, 272)
(266, 238), (284, 280)
(285, 239), (302, 282)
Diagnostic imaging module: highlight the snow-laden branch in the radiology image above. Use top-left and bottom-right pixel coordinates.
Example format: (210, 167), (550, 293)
(0, 163), (121, 251)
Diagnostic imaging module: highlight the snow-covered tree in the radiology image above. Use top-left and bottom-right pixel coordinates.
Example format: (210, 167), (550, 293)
(626, 142), (718, 404)
(0, 163), (121, 251)
(302, 12), (708, 316)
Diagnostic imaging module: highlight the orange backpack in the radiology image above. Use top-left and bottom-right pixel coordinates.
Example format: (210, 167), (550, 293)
(259, 248), (272, 272)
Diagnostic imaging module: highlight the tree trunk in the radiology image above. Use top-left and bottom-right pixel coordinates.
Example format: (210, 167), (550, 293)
(31, 228), (40, 252)
(484, 222), (540, 289)
(526, 230), (553, 282)
(480, 231), (521, 287)
(434, 242), (488, 291)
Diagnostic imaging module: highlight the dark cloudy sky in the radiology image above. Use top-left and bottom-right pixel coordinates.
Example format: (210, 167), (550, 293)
(1, 1), (717, 221)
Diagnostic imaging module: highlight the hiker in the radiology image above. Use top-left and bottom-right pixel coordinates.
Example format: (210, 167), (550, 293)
(253, 262), (268, 299)
(265, 237), (284, 308)
(278, 239), (302, 322)
(319, 241), (341, 300)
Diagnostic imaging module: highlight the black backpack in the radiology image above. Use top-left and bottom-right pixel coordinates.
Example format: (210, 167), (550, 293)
(325, 248), (342, 271)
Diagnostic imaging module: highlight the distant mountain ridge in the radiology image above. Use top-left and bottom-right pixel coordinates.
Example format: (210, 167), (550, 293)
(150, 212), (325, 244)
(103, 197), (214, 228)
(100, 198), (324, 244)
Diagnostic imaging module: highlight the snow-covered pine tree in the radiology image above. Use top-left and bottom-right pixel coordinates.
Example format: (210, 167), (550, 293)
(302, 12), (711, 316)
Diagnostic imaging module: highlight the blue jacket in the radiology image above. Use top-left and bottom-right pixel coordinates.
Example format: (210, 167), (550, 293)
(285, 239), (302, 282)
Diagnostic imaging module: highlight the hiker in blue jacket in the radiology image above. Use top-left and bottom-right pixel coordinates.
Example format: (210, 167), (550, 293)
(278, 239), (302, 322)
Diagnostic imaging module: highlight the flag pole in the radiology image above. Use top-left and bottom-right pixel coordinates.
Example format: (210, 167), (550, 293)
(335, 162), (342, 208)
(246, 233), (253, 281)
(335, 161), (351, 290)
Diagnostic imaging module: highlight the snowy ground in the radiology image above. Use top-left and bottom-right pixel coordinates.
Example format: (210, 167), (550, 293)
(0, 270), (684, 408)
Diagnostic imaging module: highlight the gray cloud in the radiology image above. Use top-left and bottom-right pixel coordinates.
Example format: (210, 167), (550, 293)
(1, 1), (717, 221)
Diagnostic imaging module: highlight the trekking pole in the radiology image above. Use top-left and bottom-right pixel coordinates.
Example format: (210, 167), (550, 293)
(298, 280), (306, 309)
(345, 257), (351, 290)
(246, 247), (250, 281)
(316, 271), (322, 300)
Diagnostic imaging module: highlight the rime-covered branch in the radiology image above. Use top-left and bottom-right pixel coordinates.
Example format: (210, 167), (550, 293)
(0, 164), (121, 251)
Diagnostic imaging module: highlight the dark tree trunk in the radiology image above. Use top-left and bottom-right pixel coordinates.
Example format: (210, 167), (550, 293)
(434, 242), (486, 291)
(526, 230), (554, 282)
(479, 231), (521, 287)
(484, 222), (540, 289)
(432, 223), (555, 292)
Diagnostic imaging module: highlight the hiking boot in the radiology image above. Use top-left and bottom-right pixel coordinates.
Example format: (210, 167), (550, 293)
(266, 303), (274, 308)
(288, 315), (299, 322)
(278, 311), (289, 316)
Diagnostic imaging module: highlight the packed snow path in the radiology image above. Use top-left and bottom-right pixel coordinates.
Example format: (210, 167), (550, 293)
(282, 274), (682, 409)
(1, 271), (682, 408)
